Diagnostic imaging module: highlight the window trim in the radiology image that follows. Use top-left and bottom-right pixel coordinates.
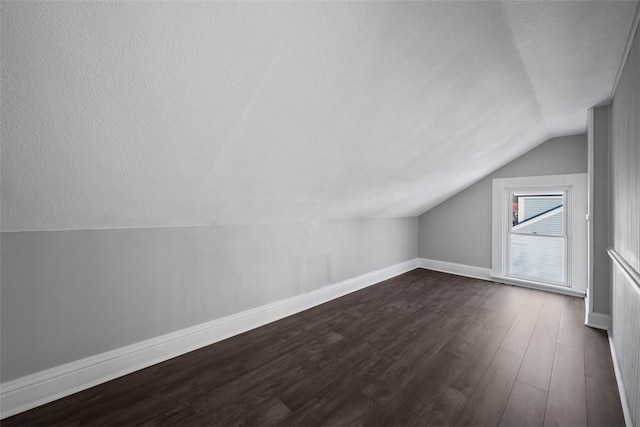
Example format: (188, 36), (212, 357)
(491, 173), (588, 294)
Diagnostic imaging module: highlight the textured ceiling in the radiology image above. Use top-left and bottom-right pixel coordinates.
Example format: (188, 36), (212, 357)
(1, 1), (637, 231)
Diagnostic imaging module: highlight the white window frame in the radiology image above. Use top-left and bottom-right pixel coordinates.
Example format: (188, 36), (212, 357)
(491, 174), (588, 295)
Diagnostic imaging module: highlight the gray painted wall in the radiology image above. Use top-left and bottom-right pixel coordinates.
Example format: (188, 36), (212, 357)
(418, 134), (587, 268)
(0, 218), (418, 382)
(591, 105), (611, 315)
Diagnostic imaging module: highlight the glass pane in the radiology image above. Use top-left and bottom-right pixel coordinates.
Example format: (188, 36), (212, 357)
(512, 193), (564, 235)
(509, 234), (565, 284)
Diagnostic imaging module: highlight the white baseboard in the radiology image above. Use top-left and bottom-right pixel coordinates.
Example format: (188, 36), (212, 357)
(585, 310), (611, 330)
(490, 275), (586, 298)
(0, 258), (418, 420)
(417, 258), (491, 281)
(608, 333), (634, 427)
(584, 291), (611, 331)
(418, 258), (587, 298)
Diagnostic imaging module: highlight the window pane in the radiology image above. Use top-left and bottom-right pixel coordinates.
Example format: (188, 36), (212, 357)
(512, 193), (564, 235)
(509, 234), (565, 284)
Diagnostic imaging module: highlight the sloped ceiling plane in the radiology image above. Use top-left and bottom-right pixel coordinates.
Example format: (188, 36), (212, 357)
(1, 1), (637, 231)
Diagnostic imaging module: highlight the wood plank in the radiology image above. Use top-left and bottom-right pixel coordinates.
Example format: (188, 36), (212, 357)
(455, 348), (523, 426)
(584, 327), (617, 385)
(373, 380), (442, 426)
(517, 320), (559, 391)
(585, 376), (625, 427)
(557, 296), (585, 349)
(499, 381), (547, 427)
(544, 342), (587, 427)
(501, 305), (540, 354)
(538, 293), (564, 327)
(444, 323), (510, 396)
(522, 288), (547, 310)
(425, 384), (469, 426)
(484, 302), (524, 330)
(319, 393), (377, 427)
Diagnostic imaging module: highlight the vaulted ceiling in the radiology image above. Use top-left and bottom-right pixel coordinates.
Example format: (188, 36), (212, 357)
(1, 1), (637, 231)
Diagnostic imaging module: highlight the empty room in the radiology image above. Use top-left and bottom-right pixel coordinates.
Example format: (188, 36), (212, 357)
(1, 1), (639, 426)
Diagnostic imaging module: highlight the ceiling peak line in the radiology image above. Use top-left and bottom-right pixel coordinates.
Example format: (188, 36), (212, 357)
(203, 39), (289, 191)
(497, 0), (546, 129)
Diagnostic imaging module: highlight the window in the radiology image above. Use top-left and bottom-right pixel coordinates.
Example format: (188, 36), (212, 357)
(509, 191), (567, 285)
(491, 174), (587, 294)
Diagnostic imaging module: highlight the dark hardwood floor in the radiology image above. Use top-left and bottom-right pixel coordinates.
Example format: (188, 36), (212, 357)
(3, 269), (625, 426)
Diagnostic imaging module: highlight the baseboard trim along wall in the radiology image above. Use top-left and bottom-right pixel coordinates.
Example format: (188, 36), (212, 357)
(609, 333), (634, 427)
(417, 258), (586, 298)
(490, 274), (586, 298)
(584, 290), (611, 330)
(0, 258), (419, 420)
(417, 258), (491, 281)
(586, 311), (612, 330)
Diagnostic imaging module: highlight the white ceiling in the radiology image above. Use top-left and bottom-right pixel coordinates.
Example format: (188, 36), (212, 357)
(1, 1), (637, 231)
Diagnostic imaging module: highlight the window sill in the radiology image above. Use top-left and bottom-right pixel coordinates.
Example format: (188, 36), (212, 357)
(489, 274), (586, 298)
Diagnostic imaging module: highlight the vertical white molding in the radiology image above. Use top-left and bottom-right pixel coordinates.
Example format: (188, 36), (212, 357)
(587, 108), (595, 324)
